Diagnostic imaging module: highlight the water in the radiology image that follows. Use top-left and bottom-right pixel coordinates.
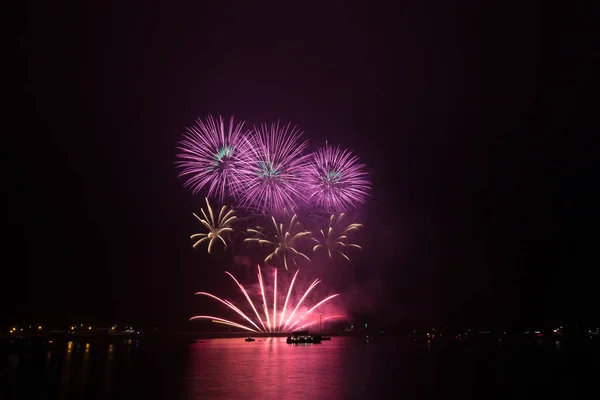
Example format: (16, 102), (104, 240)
(2, 336), (599, 399)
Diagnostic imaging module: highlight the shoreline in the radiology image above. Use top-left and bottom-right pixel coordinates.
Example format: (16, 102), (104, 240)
(1, 330), (371, 342)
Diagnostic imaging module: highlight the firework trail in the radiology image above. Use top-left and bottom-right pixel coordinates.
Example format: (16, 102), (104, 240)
(306, 141), (371, 212)
(313, 213), (363, 261)
(176, 115), (250, 202)
(232, 121), (311, 214)
(244, 214), (312, 270)
(191, 198), (237, 254)
(297, 315), (347, 330)
(189, 265), (344, 333)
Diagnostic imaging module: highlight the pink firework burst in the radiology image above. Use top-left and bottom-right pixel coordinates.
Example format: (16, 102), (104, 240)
(306, 142), (371, 212)
(190, 265), (345, 333)
(176, 115), (250, 202)
(232, 122), (311, 215)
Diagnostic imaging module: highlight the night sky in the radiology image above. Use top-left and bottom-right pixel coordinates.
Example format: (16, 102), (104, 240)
(7, 1), (598, 330)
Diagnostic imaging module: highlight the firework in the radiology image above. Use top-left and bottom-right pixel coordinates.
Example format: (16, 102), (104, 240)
(191, 198), (237, 254)
(313, 213), (363, 261)
(176, 115), (249, 202)
(190, 265), (344, 333)
(232, 121), (310, 214)
(244, 214), (312, 270)
(306, 141), (370, 212)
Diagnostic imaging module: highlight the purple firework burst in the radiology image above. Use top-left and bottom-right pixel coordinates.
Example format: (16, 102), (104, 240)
(176, 115), (250, 202)
(306, 142), (371, 212)
(233, 122), (311, 215)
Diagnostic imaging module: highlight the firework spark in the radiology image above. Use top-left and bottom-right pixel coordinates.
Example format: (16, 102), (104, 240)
(176, 115), (250, 202)
(233, 121), (310, 214)
(244, 214), (312, 270)
(313, 213), (363, 261)
(190, 265), (343, 333)
(306, 141), (371, 212)
(191, 198), (237, 254)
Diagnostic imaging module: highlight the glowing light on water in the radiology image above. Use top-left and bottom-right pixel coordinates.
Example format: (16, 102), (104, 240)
(190, 265), (342, 333)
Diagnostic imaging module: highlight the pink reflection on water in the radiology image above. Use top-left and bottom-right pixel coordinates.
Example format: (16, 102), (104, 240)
(185, 337), (345, 399)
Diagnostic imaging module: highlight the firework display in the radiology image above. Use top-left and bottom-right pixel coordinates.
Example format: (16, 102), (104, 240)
(233, 122), (311, 214)
(176, 115), (249, 202)
(306, 142), (370, 212)
(190, 266), (345, 333)
(191, 198), (237, 254)
(177, 114), (371, 332)
(244, 214), (312, 271)
(176, 115), (371, 215)
(312, 213), (363, 261)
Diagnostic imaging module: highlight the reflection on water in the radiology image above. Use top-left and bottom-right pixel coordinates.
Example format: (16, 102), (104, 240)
(186, 337), (347, 399)
(102, 344), (115, 397)
(2, 337), (394, 399)
(79, 343), (91, 393)
(2, 336), (599, 399)
(59, 341), (74, 398)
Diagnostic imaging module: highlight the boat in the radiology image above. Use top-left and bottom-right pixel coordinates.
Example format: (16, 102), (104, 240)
(321, 336), (331, 341)
(244, 337), (255, 342)
(286, 330), (321, 344)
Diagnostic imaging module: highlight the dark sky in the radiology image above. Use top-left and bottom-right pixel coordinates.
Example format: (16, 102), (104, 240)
(6, 1), (598, 330)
